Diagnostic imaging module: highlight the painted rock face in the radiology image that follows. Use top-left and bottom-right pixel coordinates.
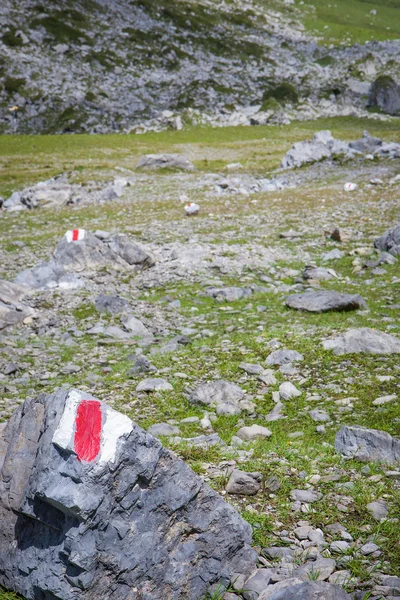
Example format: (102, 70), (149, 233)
(65, 229), (86, 242)
(343, 182), (358, 192)
(184, 202), (200, 215)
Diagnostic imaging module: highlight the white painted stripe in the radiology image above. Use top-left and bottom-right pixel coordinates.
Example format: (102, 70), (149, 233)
(99, 407), (133, 464)
(52, 389), (82, 451)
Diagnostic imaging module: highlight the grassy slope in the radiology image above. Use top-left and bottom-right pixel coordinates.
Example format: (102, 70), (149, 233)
(298, 0), (400, 44)
(1, 116), (400, 198)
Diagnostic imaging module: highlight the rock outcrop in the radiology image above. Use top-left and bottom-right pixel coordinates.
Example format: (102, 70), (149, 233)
(374, 223), (400, 256)
(323, 328), (400, 355)
(0, 279), (34, 329)
(368, 76), (400, 115)
(0, 388), (256, 600)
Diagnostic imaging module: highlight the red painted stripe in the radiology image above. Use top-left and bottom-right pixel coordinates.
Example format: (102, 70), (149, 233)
(74, 400), (102, 462)
(72, 229), (79, 241)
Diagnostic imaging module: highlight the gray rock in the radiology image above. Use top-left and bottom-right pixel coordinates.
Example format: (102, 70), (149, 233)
(95, 294), (130, 314)
(15, 261), (85, 290)
(190, 380), (244, 409)
(136, 153), (194, 171)
(108, 234), (155, 269)
(322, 249), (344, 261)
(330, 540), (350, 553)
(303, 266), (336, 281)
(295, 558), (336, 582)
(104, 325), (132, 339)
(239, 363), (264, 375)
(128, 355), (157, 374)
(266, 350), (304, 366)
(360, 542), (380, 555)
(279, 382), (301, 400)
(348, 130), (383, 154)
(366, 499), (388, 521)
(226, 470), (262, 496)
(147, 422), (181, 437)
(243, 569), (276, 600)
(368, 76), (400, 115)
(175, 433), (226, 447)
(285, 290), (366, 313)
(205, 287), (252, 302)
(237, 425), (272, 441)
(258, 579), (304, 600)
(309, 409), (330, 422)
(281, 130), (349, 169)
(323, 328), (400, 355)
(136, 378), (173, 392)
(0, 279), (34, 330)
(335, 426), (400, 464)
(291, 489), (322, 503)
(122, 315), (153, 340)
(261, 581), (350, 600)
(265, 402), (285, 422)
(374, 223), (400, 256)
(0, 388), (256, 600)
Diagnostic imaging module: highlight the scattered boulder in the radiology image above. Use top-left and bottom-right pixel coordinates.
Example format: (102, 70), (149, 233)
(280, 131), (349, 169)
(258, 578), (303, 600)
(279, 382), (301, 400)
(368, 76), (400, 115)
(266, 349), (304, 366)
(0, 388), (256, 600)
(226, 470), (262, 495)
(374, 223), (400, 256)
(95, 294), (130, 314)
(128, 355), (157, 375)
(122, 315), (154, 341)
(335, 425), (400, 465)
(190, 380), (244, 411)
(147, 422), (181, 437)
(136, 377), (173, 392)
(53, 230), (155, 273)
(285, 290), (366, 313)
(323, 328), (400, 355)
(302, 266), (336, 281)
(348, 131), (383, 154)
(136, 154), (194, 170)
(366, 499), (388, 521)
(236, 424), (272, 441)
(205, 287), (252, 302)
(0, 279), (34, 330)
(14, 261), (85, 290)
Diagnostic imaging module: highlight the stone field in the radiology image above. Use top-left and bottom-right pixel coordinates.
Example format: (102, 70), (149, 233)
(0, 117), (399, 600)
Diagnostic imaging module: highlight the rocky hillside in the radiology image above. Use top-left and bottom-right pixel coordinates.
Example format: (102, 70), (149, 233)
(1, 0), (400, 133)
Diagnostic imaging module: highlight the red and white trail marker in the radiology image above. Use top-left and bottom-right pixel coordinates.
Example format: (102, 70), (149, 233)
(53, 390), (132, 464)
(65, 229), (86, 243)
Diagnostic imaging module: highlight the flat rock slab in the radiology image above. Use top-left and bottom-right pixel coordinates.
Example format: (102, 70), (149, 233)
(205, 287), (252, 302)
(14, 260), (85, 290)
(190, 380), (244, 408)
(136, 377), (173, 392)
(0, 388), (256, 600)
(260, 582), (350, 600)
(136, 154), (194, 171)
(285, 290), (366, 313)
(323, 328), (400, 355)
(335, 425), (400, 465)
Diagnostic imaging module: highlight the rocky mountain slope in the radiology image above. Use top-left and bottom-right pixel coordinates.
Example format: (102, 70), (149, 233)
(1, 0), (400, 133)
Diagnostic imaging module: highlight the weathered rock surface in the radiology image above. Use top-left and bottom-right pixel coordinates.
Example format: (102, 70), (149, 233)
(190, 380), (244, 410)
(0, 279), (34, 330)
(136, 154), (194, 171)
(374, 223), (400, 256)
(95, 294), (131, 314)
(323, 328), (400, 355)
(266, 349), (304, 366)
(335, 425), (400, 465)
(14, 261), (85, 290)
(285, 290), (366, 313)
(280, 131), (349, 169)
(0, 388), (256, 600)
(205, 287), (252, 302)
(261, 582), (351, 600)
(226, 470), (262, 496)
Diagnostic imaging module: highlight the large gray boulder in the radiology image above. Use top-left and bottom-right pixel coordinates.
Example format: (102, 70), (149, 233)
(136, 154), (194, 171)
(53, 230), (155, 272)
(348, 131), (383, 154)
(368, 76), (400, 115)
(0, 279), (34, 329)
(335, 425), (400, 465)
(14, 261), (85, 290)
(0, 388), (256, 600)
(260, 581), (350, 600)
(285, 290), (366, 313)
(374, 223), (400, 256)
(323, 328), (400, 355)
(280, 131), (349, 169)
